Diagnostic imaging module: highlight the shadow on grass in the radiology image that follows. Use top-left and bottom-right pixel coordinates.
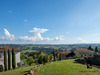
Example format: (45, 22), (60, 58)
(21, 70), (29, 75)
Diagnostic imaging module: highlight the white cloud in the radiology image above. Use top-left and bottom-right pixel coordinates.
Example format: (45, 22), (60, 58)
(54, 35), (64, 41)
(0, 28), (15, 41)
(77, 37), (87, 43)
(0, 27), (64, 43)
(18, 28), (64, 42)
(18, 28), (48, 41)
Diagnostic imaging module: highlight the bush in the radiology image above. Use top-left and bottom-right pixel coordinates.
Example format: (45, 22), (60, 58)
(27, 57), (35, 66)
(17, 62), (21, 68)
(0, 65), (3, 72)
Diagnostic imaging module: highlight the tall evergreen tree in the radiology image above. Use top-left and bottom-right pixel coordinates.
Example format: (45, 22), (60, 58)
(59, 52), (61, 61)
(4, 49), (7, 71)
(12, 48), (16, 69)
(88, 46), (93, 51)
(95, 46), (98, 52)
(8, 49), (11, 70)
(53, 49), (56, 61)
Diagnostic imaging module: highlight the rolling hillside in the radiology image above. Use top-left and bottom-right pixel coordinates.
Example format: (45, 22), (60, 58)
(34, 59), (100, 75)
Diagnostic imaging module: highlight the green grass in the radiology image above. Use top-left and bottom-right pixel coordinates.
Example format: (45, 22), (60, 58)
(0, 66), (36, 75)
(34, 59), (100, 75)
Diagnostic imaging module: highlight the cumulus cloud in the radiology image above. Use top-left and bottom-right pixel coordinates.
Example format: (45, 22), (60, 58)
(0, 28), (64, 43)
(18, 28), (64, 42)
(0, 28), (15, 41)
(18, 28), (48, 41)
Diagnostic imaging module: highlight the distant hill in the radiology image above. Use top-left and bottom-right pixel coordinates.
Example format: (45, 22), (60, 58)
(0, 44), (100, 53)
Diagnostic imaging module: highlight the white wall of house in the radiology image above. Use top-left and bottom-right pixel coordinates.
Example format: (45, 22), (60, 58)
(0, 51), (20, 69)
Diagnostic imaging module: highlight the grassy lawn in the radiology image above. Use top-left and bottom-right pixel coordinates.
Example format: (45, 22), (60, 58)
(0, 65), (36, 75)
(34, 59), (100, 75)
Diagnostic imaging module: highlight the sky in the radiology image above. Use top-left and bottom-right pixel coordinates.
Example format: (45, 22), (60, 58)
(0, 0), (100, 44)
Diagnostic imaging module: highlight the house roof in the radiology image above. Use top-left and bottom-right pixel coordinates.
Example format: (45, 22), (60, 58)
(57, 51), (71, 59)
(75, 48), (94, 54)
(0, 46), (21, 53)
(57, 51), (71, 56)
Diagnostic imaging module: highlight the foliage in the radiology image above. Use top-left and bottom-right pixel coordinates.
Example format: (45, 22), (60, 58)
(53, 49), (56, 61)
(4, 49), (7, 71)
(17, 62), (21, 68)
(38, 52), (45, 64)
(95, 46), (98, 52)
(20, 53), (26, 60)
(59, 52), (61, 61)
(12, 48), (16, 69)
(8, 49), (11, 70)
(0, 65), (3, 72)
(88, 46), (94, 51)
(38, 56), (44, 64)
(27, 57), (35, 66)
(43, 55), (50, 64)
(49, 54), (53, 62)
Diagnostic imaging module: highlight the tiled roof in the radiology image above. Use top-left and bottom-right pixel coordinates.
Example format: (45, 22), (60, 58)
(0, 46), (20, 52)
(57, 51), (71, 60)
(75, 48), (94, 54)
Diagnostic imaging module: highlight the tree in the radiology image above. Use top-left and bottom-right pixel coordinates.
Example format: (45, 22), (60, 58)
(38, 52), (45, 64)
(53, 49), (56, 61)
(27, 57), (34, 66)
(8, 49), (11, 70)
(88, 46), (93, 51)
(4, 49), (7, 71)
(43, 55), (50, 64)
(49, 54), (53, 62)
(95, 46), (98, 52)
(12, 48), (16, 69)
(59, 52), (61, 61)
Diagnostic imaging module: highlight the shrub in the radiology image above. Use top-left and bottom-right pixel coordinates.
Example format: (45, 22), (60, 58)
(17, 62), (21, 68)
(27, 57), (35, 66)
(0, 65), (3, 72)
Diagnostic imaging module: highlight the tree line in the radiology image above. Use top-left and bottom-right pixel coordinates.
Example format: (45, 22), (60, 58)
(88, 46), (99, 52)
(4, 48), (16, 71)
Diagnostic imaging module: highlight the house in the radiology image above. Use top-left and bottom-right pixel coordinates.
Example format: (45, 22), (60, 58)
(0, 46), (21, 69)
(56, 48), (94, 60)
(56, 51), (71, 60)
(74, 48), (94, 57)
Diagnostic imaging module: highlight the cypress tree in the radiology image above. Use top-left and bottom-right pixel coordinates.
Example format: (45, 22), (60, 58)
(95, 46), (98, 52)
(8, 49), (11, 70)
(59, 52), (61, 61)
(4, 49), (7, 71)
(88, 46), (93, 51)
(12, 48), (16, 69)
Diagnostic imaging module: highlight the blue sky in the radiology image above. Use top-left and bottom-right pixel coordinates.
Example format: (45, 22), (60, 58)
(0, 0), (100, 44)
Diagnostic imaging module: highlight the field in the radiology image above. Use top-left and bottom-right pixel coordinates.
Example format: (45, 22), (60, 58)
(34, 59), (100, 75)
(0, 59), (100, 75)
(0, 65), (36, 75)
